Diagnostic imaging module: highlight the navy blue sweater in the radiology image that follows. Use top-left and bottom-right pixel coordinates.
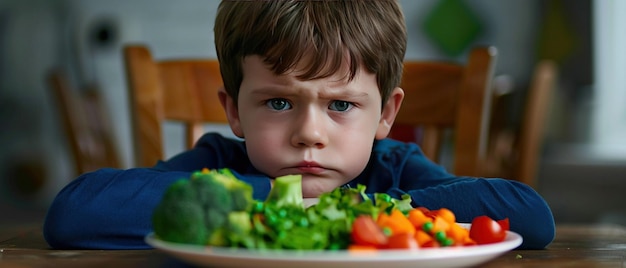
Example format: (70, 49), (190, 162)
(43, 133), (555, 249)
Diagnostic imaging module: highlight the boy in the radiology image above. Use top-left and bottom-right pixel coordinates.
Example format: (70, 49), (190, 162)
(44, 0), (555, 250)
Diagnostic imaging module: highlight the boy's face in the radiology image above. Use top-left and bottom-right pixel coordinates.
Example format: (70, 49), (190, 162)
(219, 55), (403, 197)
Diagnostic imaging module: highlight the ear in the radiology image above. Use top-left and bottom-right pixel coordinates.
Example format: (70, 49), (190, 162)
(375, 87), (404, 140)
(218, 87), (244, 138)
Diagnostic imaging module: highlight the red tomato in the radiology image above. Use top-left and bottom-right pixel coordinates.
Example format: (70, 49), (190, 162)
(469, 216), (506, 245)
(351, 215), (388, 247)
(386, 233), (419, 250)
(497, 218), (510, 231)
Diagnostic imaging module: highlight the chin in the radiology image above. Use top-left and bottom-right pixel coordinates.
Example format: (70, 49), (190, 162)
(300, 177), (343, 198)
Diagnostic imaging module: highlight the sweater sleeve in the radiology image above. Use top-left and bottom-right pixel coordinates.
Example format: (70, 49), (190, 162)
(43, 168), (190, 249)
(396, 177), (555, 250)
(43, 133), (273, 249)
(364, 139), (555, 250)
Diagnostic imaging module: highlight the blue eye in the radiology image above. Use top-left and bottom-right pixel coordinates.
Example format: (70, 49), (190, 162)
(329, 100), (353, 112)
(266, 98), (291, 111)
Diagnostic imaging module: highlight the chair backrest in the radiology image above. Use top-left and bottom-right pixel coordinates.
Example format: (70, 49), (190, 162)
(390, 46), (498, 177)
(480, 60), (557, 188)
(48, 70), (121, 176)
(514, 61), (557, 187)
(124, 45), (227, 167)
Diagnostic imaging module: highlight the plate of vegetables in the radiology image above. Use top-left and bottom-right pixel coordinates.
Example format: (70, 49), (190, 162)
(146, 169), (522, 268)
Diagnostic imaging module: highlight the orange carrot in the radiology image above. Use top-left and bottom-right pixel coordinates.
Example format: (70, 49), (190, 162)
(408, 208), (432, 228)
(434, 208), (456, 224)
(446, 222), (470, 244)
(431, 216), (451, 234)
(378, 209), (415, 236)
(414, 229), (434, 246)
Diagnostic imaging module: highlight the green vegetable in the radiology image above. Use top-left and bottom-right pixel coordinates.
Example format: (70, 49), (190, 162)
(152, 169), (415, 250)
(265, 174), (304, 209)
(152, 168), (254, 245)
(248, 177), (415, 250)
(245, 175), (317, 249)
(151, 180), (208, 244)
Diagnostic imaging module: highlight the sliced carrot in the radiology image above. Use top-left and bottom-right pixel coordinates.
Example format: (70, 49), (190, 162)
(462, 236), (478, 246)
(377, 212), (391, 226)
(431, 216), (450, 234)
(408, 208), (432, 228)
(378, 209), (415, 235)
(434, 208), (456, 224)
(414, 229), (433, 246)
(446, 223), (470, 245)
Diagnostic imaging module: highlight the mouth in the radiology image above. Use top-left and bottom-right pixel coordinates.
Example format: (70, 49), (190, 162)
(293, 161), (327, 175)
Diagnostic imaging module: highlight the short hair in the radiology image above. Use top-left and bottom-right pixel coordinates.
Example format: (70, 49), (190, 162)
(214, 0), (407, 107)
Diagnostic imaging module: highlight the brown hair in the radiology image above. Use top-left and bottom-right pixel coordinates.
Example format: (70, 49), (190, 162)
(214, 0), (407, 107)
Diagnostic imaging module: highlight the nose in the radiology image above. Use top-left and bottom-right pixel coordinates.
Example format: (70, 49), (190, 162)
(291, 106), (328, 148)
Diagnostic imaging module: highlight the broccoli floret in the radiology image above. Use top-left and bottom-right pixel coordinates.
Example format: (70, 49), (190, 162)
(152, 168), (254, 245)
(152, 179), (208, 244)
(265, 174), (304, 208)
(213, 168), (255, 211)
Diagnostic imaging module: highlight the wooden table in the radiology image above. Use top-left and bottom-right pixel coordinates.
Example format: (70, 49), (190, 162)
(1, 223), (625, 267)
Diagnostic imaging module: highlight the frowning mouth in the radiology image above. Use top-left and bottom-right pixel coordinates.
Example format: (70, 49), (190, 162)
(295, 161), (326, 174)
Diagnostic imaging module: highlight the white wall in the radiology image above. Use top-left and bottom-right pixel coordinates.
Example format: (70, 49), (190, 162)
(592, 0), (626, 159)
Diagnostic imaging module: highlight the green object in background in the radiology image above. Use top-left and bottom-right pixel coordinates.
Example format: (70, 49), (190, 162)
(422, 0), (483, 57)
(537, 0), (577, 63)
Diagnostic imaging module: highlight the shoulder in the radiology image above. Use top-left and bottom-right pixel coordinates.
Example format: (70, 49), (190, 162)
(195, 132), (245, 148)
(371, 138), (428, 164)
(355, 138), (450, 186)
(193, 132), (249, 157)
(373, 138), (419, 152)
(157, 132), (253, 172)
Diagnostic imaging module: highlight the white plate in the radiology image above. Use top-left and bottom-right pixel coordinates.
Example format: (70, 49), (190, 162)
(145, 225), (522, 268)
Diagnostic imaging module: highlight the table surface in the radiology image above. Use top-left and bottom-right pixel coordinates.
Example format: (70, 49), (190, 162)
(1, 222), (625, 267)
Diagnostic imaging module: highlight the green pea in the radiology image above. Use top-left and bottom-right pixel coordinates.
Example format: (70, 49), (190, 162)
(422, 221), (433, 233)
(383, 227), (393, 236)
(435, 230), (446, 241)
(253, 202), (264, 213)
(278, 208), (288, 218)
(297, 217), (309, 227)
(441, 237), (454, 247)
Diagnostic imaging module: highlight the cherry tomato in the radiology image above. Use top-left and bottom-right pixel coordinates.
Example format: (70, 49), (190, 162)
(469, 215), (506, 244)
(351, 215), (388, 247)
(386, 233), (419, 249)
(497, 218), (510, 231)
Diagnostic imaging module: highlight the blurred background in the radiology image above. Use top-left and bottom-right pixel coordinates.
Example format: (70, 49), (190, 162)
(1, 0), (624, 225)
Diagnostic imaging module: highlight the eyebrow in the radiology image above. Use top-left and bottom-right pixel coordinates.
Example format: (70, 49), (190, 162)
(248, 85), (370, 100)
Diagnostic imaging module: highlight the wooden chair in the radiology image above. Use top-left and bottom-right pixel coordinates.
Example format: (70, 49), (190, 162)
(389, 46), (498, 177)
(48, 70), (121, 176)
(480, 60), (558, 188)
(123, 45), (227, 167)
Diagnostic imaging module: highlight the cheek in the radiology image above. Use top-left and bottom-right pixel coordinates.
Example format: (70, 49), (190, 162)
(326, 116), (377, 178)
(240, 121), (287, 176)
(336, 132), (375, 178)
